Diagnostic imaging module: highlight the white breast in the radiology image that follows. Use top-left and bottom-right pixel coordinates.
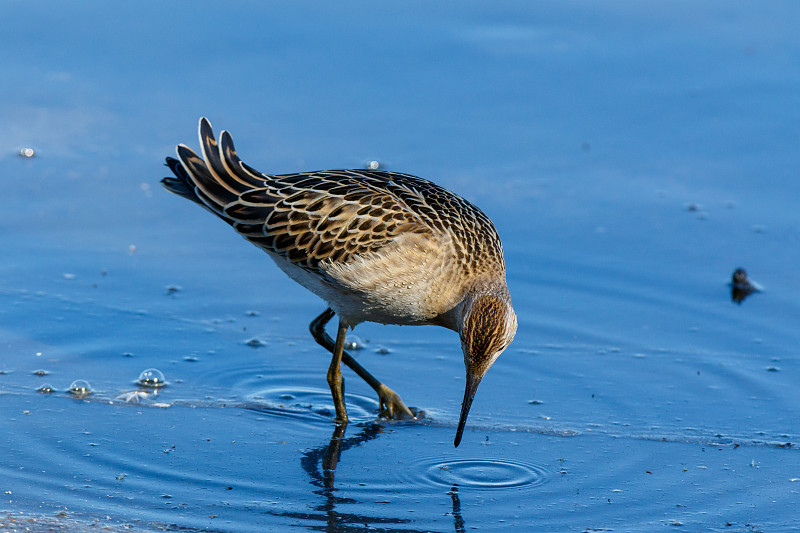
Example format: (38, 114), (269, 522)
(266, 232), (464, 328)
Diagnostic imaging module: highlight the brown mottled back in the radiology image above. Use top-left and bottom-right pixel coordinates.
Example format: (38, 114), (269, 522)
(162, 119), (505, 281)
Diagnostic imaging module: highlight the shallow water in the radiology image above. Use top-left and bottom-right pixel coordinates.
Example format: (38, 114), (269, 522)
(2, 1), (800, 531)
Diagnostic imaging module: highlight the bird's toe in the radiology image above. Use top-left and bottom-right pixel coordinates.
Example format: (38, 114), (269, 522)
(377, 384), (416, 420)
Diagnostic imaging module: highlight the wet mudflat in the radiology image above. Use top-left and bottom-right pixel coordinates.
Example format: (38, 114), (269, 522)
(2, 1), (800, 531)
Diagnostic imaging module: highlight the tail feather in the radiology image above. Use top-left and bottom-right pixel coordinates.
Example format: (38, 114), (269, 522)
(161, 157), (196, 200)
(219, 129), (266, 187)
(199, 118), (240, 193)
(176, 143), (238, 209)
(161, 117), (276, 224)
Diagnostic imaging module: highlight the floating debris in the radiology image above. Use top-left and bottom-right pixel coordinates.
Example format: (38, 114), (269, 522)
(116, 390), (150, 403)
(68, 379), (93, 398)
(18, 147), (35, 158)
(245, 337), (266, 348)
(137, 368), (167, 388)
(683, 202), (708, 219)
(730, 268), (761, 304)
(245, 310), (260, 317)
(164, 284), (182, 295)
(32, 369), (49, 376)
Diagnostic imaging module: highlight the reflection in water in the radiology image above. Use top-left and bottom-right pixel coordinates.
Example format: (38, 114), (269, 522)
(269, 422), (431, 532)
(448, 485), (466, 533)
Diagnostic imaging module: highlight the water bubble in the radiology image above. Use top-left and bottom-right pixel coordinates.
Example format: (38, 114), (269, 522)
(37, 384), (55, 393)
(344, 335), (365, 350)
(137, 368), (167, 388)
(68, 380), (93, 398)
(18, 147), (35, 158)
(32, 369), (49, 376)
(366, 160), (381, 169)
(375, 346), (391, 355)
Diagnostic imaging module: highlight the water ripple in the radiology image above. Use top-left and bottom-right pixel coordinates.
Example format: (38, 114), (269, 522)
(401, 456), (552, 490)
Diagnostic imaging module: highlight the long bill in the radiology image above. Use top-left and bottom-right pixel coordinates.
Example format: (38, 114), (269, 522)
(454, 373), (483, 447)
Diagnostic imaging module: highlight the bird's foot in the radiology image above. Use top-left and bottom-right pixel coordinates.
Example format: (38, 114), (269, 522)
(376, 384), (416, 420)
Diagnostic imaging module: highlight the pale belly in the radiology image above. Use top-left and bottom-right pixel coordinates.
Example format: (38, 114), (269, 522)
(263, 233), (463, 328)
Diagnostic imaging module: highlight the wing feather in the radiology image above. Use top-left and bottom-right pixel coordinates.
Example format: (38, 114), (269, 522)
(162, 118), (504, 277)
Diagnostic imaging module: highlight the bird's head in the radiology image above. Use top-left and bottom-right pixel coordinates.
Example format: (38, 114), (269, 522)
(454, 290), (517, 447)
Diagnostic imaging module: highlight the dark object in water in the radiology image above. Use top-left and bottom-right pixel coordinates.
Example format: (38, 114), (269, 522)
(731, 268), (759, 304)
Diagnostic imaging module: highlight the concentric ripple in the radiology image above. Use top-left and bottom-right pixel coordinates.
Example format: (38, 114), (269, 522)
(403, 457), (551, 490)
(245, 385), (379, 421)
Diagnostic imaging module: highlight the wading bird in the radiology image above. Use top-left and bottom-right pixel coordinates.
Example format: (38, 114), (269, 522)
(161, 118), (517, 446)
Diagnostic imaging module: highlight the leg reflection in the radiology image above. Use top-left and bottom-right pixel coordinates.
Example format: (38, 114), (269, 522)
(322, 422), (347, 486)
(270, 423), (431, 532)
(448, 485), (466, 533)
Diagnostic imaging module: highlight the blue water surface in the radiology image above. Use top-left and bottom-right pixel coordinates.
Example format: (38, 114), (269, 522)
(2, 1), (800, 531)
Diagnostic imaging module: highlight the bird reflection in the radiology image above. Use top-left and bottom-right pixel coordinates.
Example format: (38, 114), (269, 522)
(448, 485), (466, 533)
(268, 422), (415, 532)
(731, 268), (760, 304)
(268, 422), (468, 532)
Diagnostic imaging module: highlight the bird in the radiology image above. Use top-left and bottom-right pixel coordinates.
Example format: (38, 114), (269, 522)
(161, 118), (517, 447)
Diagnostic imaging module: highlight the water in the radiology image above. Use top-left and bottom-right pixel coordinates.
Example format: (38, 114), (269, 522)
(2, 1), (800, 531)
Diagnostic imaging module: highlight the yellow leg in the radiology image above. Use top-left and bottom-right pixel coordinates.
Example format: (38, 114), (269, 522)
(327, 319), (348, 423)
(311, 309), (415, 420)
